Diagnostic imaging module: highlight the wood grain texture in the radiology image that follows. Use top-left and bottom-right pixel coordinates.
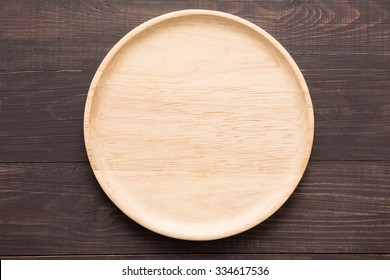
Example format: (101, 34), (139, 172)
(2, 254), (390, 260)
(84, 9), (314, 241)
(1, 1), (389, 163)
(1, 0), (389, 71)
(0, 162), (389, 255)
(1, 69), (389, 162)
(0, 71), (90, 163)
(0, 0), (389, 258)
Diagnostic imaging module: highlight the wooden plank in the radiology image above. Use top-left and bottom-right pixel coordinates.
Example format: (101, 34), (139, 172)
(0, 0), (389, 71)
(0, 71), (90, 163)
(305, 69), (390, 161)
(1, 69), (389, 162)
(2, 254), (390, 260)
(1, 161), (389, 256)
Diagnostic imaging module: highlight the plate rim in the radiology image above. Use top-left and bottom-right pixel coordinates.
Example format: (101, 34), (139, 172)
(83, 9), (315, 240)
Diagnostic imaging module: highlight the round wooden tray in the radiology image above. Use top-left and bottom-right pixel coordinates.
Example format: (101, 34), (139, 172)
(84, 10), (314, 240)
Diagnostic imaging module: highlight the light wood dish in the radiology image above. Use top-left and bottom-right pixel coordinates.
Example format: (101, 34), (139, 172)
(84, 10), (314, 240)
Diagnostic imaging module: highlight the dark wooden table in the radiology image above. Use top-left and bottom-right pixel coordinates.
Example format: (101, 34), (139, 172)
(1, 0), (389, 260)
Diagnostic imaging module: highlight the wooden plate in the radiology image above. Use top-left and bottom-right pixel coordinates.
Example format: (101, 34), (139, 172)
(84, 10), (314, 240)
